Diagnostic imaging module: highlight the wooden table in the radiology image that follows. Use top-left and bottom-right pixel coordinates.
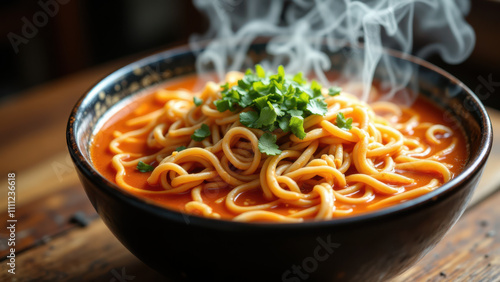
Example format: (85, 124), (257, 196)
(0, 57), (499, 281)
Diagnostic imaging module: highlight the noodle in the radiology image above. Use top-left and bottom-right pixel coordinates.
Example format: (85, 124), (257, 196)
(96, 72), (465, 223)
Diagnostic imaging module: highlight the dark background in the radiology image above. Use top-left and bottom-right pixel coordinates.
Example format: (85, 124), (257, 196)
(1, 0), (499, 108)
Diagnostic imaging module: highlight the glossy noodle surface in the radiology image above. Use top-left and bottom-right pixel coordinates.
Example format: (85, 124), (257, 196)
(91, 73), (468, 222)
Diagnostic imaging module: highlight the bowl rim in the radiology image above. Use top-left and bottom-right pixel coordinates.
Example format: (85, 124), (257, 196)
(67, 43), (493, 230)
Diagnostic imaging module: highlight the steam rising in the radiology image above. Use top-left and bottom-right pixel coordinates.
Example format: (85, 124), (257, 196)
(190, 0), (475, 103)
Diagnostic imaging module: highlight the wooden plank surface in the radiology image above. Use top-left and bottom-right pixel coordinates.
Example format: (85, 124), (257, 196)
(0, 184), (96, 258)
(0, 55), (139, 175)
(0, 60), (499, 280)
(0, 219), (165, 282)
(393, 184), (500, 281)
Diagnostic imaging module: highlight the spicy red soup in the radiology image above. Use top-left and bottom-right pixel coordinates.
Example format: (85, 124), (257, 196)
(91, 73), (468, 222)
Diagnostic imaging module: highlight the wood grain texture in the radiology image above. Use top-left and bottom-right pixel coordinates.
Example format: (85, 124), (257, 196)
(0, 56), (137, 174)
(393, 184), (500, 281)
(0, 220), (166, 282)
(0, 184), (96, 258)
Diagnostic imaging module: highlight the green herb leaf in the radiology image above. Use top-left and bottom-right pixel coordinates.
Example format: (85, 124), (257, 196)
(288, 109), (303, 117)
(191, 124), (211, 141)
(255, 64), (266, 78)
(175, 146), (187, 152)
(271, 103), (285, 116)
(297, 92), (310, 108)
(193, 97), (203, 106)
(278, 119), (290, 132)
(277, 65), (285, 78)
(328, 86), (342, 96)
(336, 112), (353, 130)
(137, 161), (154, 172)
(254, 95), (268, 110)
(221, 82), (229, 91)
(310, 80), (323, 98)
(306, 98), (328, 116)
(289, 116), (307, 139)
(212, 65), (342, 151)
(258, 133), (282, 156)
(240, 111), (259, 128)
(214, 99), (232, 112)
(293, 72), (306, 85)
(238, 94), (254, 108)
(254, 106), (277, 128)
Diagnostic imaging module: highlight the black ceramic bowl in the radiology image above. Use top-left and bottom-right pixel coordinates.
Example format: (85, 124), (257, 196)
(67, 44), (492, 282)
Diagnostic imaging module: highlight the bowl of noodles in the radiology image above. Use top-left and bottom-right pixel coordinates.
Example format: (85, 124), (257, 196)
(67, 43), (492, 281)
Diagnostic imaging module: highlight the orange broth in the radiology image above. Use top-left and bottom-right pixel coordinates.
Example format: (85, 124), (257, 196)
(91, 75), (468, 220)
